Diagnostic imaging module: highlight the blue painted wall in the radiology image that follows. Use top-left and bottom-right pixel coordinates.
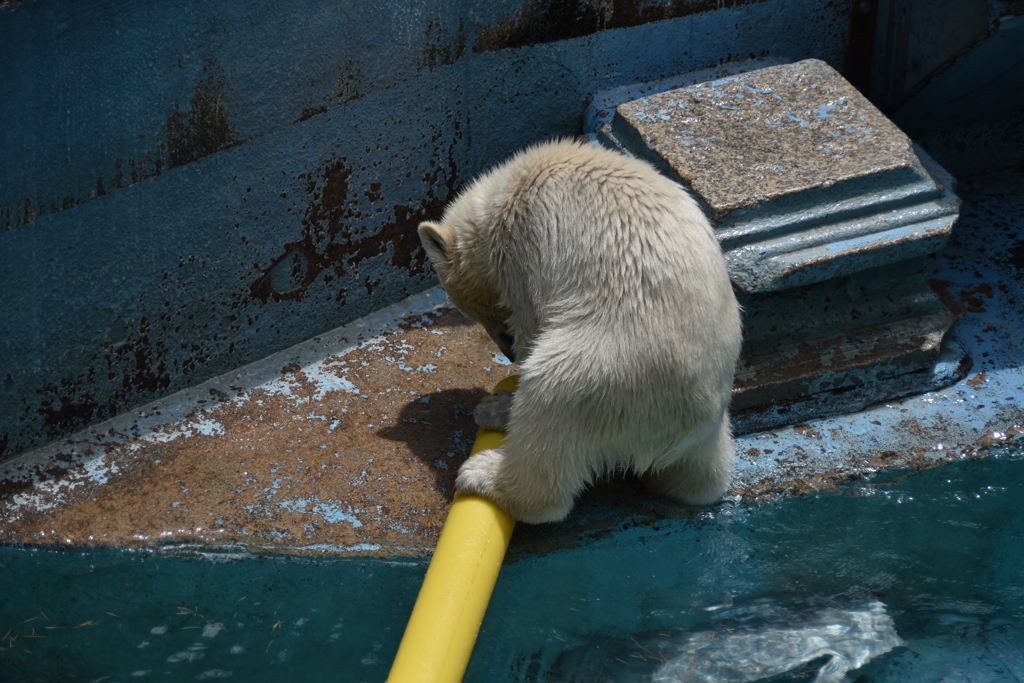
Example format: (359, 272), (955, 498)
(0, 0), (853, 459)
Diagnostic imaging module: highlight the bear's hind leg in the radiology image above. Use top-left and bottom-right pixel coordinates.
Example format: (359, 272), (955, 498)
(642, 417), (734, 507)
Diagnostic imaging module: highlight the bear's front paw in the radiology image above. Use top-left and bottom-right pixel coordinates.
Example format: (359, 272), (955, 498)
(456, 448), (506, 500)
(456, 447), (574, 524)
(474, 389), (514, 431)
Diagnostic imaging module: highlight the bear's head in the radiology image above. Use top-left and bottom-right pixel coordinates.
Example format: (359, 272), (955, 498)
(418, 220), (517, 362)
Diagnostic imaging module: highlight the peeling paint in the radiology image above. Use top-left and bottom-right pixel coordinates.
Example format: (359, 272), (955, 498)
(0, 288), (508, 556)
(2, 59), (238, 232)
(28, 316), (175, 449)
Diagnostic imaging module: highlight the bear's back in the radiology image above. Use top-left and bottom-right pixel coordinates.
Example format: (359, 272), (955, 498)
(489, 140), (731, 326)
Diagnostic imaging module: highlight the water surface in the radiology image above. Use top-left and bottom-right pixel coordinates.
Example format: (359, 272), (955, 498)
(2, 446), (1022, 682)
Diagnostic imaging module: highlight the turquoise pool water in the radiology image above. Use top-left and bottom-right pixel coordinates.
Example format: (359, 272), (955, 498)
(2, 445), (1022, 682)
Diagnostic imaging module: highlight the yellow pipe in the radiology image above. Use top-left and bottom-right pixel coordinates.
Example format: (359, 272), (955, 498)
(387, 374), (518, 683)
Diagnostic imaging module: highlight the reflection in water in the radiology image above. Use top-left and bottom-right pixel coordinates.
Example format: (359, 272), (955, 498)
(654, 598), (903, 682)
(472, 446), (1024, 682)
(553, 597), (904, 682)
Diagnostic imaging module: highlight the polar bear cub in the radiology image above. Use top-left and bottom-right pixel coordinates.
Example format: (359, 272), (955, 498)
(417, 139), (742, 524)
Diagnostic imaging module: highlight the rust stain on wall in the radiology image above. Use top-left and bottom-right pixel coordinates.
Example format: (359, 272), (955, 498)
(474, 0), (769, 53)
(35, 385), (100, 433)
(421, 18), (467, 69)
(109, 151), (166, 190)
(294, 58), (366, 124)
(295, 105), (328, 123)
(163, 59), (239, 169)
(250, 124), (461, 304)
(3, 59), (242, 231)
(1004, 237), (1024, 272)
(30, 316), (174, 447)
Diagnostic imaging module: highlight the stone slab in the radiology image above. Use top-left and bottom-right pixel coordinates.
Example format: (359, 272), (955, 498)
(609, 59), (927, 222)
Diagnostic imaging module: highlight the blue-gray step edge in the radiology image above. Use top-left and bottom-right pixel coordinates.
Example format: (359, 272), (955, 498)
(732, 323), (969, 435)
(588, 58), (961, 295)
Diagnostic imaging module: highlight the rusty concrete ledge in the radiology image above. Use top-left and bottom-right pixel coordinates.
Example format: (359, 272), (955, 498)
(0, 287), (1021, 560)
(0, 287), (516, 558)
(0, 282), (1019, 563)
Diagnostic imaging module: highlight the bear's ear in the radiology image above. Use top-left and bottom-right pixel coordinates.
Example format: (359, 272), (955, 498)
(418, 222), (454, 264)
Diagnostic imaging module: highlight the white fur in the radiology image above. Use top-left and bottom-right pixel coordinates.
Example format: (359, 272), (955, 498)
(418, 140), (742, 523)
